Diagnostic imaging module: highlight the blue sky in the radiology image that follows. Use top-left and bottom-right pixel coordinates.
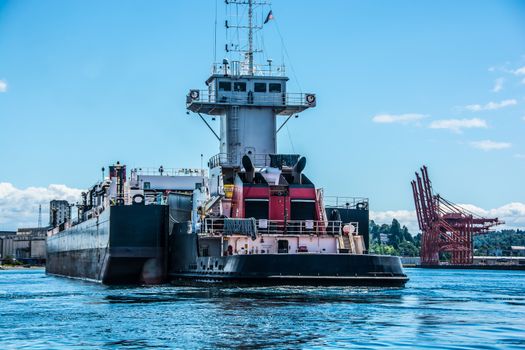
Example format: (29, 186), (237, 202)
(1, 0), (524, 230)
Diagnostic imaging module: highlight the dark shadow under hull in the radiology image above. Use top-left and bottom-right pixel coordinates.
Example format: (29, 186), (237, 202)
(171, 275), (408, 287)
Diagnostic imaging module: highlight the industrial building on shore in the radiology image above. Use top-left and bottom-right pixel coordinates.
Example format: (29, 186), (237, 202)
(1, 200), (72, 265)
(0, 228), (47, 264)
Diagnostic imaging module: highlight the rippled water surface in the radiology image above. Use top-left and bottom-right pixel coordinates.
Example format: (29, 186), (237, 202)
(0, 268), (524, 349)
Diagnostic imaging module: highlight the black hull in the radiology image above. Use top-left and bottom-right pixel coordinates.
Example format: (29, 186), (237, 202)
(46, 248), (107, 282)
(169, 251), (409, 287)
(171, 274), (408, 287)
(46, 205), (168, 284)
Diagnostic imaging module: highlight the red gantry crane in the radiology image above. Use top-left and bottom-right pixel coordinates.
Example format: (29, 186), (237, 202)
(411, 166), (502, 265)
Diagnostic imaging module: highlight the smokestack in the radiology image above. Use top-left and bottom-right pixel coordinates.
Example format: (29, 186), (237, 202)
(242, 155), (255, 183)
(292, 156), (306, 184)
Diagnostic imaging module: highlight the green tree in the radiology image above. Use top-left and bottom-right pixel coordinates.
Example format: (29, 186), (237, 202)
(368, 218), (421, 257)
(369, 220), (381, 244)
(414, 233), (422, 248)
(398, 241), (419, 257)
(388, 219), (402, 249)
(402, 226), (414, 243)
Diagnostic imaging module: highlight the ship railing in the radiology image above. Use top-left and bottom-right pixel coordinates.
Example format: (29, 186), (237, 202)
(143, 192), (169, 205)
(209, 153), (301, 168)
(208, 153), (271, 168)
(203, 218), (343, 236)
(211, 61), (286, 77)
(324, 196), (369, 210)
(187, 90), (314, 108)
(134, 167), (206, 177)
(106, 192), (168, 206)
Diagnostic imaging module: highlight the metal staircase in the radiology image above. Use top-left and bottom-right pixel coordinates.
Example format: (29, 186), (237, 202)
(316, 188), (328, 223)
(229, 106), (240, 165)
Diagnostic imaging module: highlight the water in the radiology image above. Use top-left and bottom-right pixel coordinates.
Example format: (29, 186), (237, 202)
(0, 268), (524, 349)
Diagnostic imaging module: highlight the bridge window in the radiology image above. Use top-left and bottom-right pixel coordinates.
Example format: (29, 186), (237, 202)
(234, 82), (247, 92)
(245, 199), (269, 220)
(254, 83), (267, 92)
(291, 199), (316, 220)
(269, 83), (281, 93)
(219, 81), (232, 91)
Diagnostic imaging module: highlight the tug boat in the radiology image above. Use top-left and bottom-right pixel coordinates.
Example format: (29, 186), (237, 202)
(167, 157), (408, 286)
(47, 1), (408, 287)
(167, 0), (408, 287)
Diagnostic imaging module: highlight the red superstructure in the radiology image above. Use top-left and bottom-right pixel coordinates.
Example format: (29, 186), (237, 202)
(230, 156), (322, 222)
(411, 166), (502, 265)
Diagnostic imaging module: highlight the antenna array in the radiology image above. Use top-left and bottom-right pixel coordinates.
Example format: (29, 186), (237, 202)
(224, 0), (271, 74)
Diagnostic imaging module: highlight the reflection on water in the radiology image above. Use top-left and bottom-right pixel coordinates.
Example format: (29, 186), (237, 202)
(0, 268), (524, 349)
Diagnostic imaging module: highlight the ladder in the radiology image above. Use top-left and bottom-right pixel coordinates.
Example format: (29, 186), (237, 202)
(316, 188), (328, 223)
(229, 106), (240, 164)
(338, 232), (357, 253)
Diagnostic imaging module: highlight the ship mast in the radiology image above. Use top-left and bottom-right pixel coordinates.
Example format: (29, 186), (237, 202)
(247, 0), (254, 75)
(187, 0), (316, 170)
(224, 0), (266, 74)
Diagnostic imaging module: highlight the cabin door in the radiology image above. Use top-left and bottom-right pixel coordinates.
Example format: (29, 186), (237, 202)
(277, 240), (289, 254)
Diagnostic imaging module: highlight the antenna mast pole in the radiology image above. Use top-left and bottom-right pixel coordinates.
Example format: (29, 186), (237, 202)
(248, 0), (254, 75)
(213, 0), (218, 64)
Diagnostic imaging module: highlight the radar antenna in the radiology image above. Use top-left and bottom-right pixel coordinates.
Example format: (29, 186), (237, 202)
(248, 0), (253, 74)
(224, 0), (270, 75)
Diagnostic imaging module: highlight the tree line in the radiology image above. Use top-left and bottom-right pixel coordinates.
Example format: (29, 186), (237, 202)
(369, 219), (420, 256)
(368, 219), (525, 257)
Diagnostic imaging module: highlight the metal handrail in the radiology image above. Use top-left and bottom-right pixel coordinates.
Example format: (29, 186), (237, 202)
(208, 153), (271, 168)
(134, 167), (206, 177)
(187, 90), (313, 107)
(203, 218), (343, 236)
(324, 196), (369, 209)
(211, 61), (286, 77)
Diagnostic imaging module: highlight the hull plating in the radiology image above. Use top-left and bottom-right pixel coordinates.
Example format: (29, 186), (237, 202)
(46, 205), (168, 284)
(169, 252), (409, 287)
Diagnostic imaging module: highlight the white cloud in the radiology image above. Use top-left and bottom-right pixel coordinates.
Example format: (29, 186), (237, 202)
(456, 203), (525, 231)
(492, 78), (504, 92)
(0, 183), (82, 230)
(0, 79), (7, 93)
(464, 99), (517, 112)
(489, 64), (525, 77)
(514, 66), (525, 75)
(429, 118), (487, 133)
(371, 202), (525, 234)
(372, 113), (427, 124)
(470, 140), (511, 151)
(370, 210), (419, 233)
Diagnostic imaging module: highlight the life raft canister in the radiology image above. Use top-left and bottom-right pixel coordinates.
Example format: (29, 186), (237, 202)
(132, 194), (145, 205)
(189, 90), (200, 100)
(305, 93), (316, 105)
